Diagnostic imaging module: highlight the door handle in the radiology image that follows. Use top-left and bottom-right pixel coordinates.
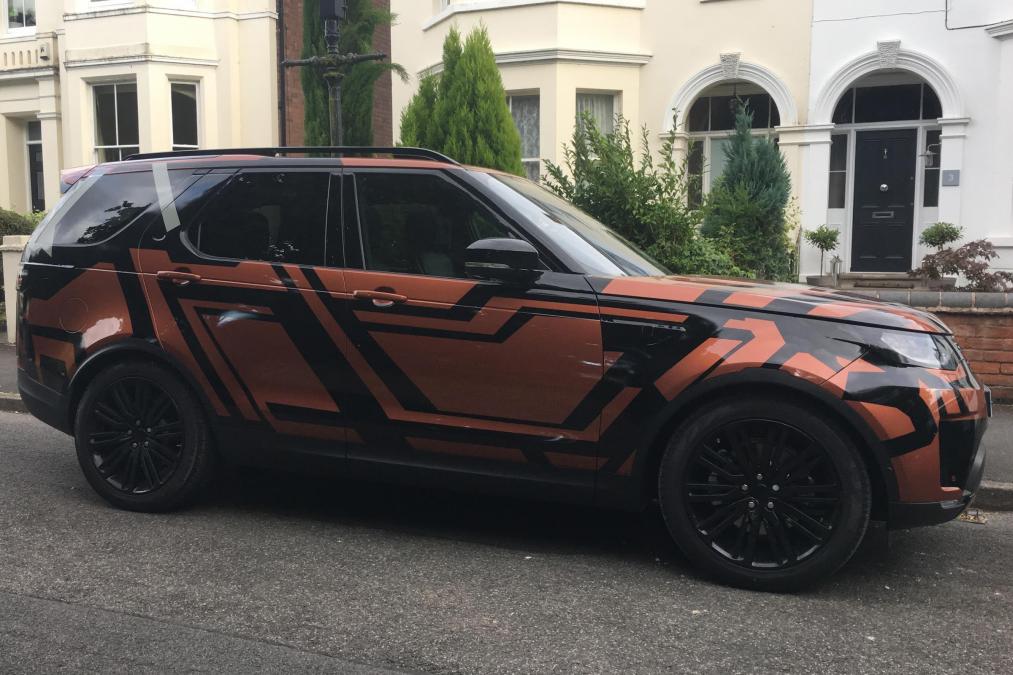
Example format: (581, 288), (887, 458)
(156, 270), (202, 286)
(353, 289), (408, 308)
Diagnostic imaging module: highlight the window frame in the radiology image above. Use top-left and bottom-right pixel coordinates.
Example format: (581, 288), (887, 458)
(575, 90), (618, 135)
(25, 119), (44, 213)
(181, 167), (335, 268)
(341, 167), (539, 280)
(506, 92), (541, 183)
(4, 0), (36, 35)
(169, 80), (201, 152)
(92, 81), (140, 162)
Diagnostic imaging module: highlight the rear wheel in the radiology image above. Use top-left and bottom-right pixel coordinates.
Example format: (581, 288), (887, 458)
(74, 361), (214, 512)
(658, 397), (870, 591)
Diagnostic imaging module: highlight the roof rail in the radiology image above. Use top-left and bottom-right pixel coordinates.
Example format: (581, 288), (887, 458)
(123, 146), (461, 165)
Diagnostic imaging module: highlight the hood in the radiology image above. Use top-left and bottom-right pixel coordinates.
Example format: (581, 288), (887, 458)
(595, 276), (949, 333)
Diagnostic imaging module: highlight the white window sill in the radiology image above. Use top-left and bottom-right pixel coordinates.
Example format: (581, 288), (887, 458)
(3, 27), (37, 39)
(424, 0), (646, 31)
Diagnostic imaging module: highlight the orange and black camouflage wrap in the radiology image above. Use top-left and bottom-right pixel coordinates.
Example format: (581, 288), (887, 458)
(16, 160), (988, 524)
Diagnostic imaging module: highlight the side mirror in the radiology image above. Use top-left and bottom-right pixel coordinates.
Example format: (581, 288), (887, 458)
(464, 238), (542, 283)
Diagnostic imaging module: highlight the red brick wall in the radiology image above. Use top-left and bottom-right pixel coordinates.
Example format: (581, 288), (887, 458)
(282, 0), (306, 146)
(279, 0), (393, 146)
(936, 312), (1013, 401)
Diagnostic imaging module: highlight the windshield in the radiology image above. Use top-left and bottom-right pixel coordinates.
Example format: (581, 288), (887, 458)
(476, 172), (668, 277)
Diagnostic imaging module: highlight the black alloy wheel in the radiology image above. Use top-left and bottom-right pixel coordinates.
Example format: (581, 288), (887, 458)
(684, 419), (842, 570)
(86, 377), (184, 495)
(658, 397), (871, 591)
(75, 361), (215, 512)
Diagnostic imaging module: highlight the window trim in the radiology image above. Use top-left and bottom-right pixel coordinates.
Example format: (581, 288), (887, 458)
(4, 0), (37, 35)
(181, 167), (335, 268)
(169, 80), (201, 152)
(341, 167), (543, 280)
(93, 80), (140, 162)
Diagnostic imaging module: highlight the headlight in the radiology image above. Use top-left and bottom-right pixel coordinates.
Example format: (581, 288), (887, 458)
(872, 331), (959, 370)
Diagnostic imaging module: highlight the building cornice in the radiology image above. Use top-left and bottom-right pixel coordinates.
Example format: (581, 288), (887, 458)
(65, 55), (218, 69)
(421, 47), (650, 75)
(64, 7), (276, 22)
(423, 0), (645, 31)
(0, 66), (57, 82)
(986, 20), (1013, 39)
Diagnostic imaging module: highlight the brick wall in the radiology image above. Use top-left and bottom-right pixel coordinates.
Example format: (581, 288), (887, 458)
(935, 312), (1013, 402)
(279, 0), (393, 146)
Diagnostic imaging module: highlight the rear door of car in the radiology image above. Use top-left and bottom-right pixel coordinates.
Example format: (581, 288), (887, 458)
(334, 167), (606, 499)
(136, 165), (353, 458)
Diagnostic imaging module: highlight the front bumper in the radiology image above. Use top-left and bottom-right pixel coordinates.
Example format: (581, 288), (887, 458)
(887, 407), (988, 530)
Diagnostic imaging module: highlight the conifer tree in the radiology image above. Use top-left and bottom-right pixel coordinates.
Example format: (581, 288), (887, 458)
(399, 27), (523, 174)
(301, 0), (406, 145)
(702, 103), (793, 280)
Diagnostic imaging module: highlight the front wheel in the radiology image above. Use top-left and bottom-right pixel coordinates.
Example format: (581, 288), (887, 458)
(74, 360), (215, 512)
(658, 397), (871, 591)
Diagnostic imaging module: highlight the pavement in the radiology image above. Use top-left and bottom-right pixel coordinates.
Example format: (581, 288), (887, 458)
(1, 411), (1012, 674)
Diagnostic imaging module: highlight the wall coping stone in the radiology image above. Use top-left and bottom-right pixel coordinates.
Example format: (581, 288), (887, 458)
(842, 289), (1013, 314)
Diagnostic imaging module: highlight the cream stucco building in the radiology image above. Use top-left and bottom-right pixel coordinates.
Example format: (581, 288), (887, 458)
(0, 0), (278, 214)
(392, 0), (1013, 278)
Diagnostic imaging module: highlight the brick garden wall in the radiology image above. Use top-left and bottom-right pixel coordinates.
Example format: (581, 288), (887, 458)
(936, 312), (1013, 402)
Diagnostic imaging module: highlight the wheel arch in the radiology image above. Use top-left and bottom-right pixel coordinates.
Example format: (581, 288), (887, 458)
(632, 368), (897, 520)
(66, 339), (219, 436)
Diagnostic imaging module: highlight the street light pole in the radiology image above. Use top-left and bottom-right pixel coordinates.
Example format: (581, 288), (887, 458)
(283, 1), (387, 146)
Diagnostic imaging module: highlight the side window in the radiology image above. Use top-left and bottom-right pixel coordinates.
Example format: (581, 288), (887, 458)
(353, 171), (514, 278)
(188, 172), (329, 266)
(51, 169), (192, 246)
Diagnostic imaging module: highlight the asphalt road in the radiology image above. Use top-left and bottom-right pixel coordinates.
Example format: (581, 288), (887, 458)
(1, 411), (1012, 675)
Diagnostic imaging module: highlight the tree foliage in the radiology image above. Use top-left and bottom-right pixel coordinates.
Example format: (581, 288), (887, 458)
(701, 104), (794, 280)
(544, 113), (745, 277)
(804, 225), (840, 275)
(919, 222), (963, 251)
(399, 27), (523, 174)
(301, 0), (407, 145)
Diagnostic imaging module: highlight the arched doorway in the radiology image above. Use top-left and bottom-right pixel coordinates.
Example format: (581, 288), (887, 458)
(827, 72), (944, 272)
(684, 81), (782, 207)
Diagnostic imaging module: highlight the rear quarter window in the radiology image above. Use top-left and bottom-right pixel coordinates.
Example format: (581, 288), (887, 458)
(48, 168), (194, 246)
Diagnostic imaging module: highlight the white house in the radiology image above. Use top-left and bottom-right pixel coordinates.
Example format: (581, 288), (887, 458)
(391, 0), (1013, 279)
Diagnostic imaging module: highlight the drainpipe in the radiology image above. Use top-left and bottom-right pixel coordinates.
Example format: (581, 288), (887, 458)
(276, 0), (287, 146)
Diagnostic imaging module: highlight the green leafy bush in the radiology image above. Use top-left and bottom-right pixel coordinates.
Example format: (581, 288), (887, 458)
(919, 222), (963, 251)
(913, 239), (1013, 292)
(0, 208), (35, 237)
(701, 104), (794, 281)
(543, 112), (746, 276)
(804, 225), (840, 275)
(399, 27), (523, 174)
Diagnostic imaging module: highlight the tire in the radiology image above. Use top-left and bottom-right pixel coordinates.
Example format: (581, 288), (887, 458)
(74, 360), (215, 512)
(658, 396), (871, 591)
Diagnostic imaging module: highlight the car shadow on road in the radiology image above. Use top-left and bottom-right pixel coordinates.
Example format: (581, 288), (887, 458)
(205, 465), (909, 591)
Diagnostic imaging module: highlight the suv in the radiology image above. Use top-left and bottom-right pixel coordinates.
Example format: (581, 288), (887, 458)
(17, 148), (988, 590)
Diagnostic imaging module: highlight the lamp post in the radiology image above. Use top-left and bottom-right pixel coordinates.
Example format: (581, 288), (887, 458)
(284, 0), (387, 146)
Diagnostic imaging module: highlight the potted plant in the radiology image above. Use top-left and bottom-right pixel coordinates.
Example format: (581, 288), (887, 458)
(911, 222), (962, 290)
(804, 225), (839, 287)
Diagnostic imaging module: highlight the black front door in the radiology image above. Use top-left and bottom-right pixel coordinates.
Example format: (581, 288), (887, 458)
(851, 129), (917, 272)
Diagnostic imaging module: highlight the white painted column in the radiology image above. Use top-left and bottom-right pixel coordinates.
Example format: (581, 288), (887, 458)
(778, 124), (835, 278)
(0, 116), (10, 210)
(37, 75), (63, 212)
(937, 117), (969, 229)
(2, 235), (30, 344)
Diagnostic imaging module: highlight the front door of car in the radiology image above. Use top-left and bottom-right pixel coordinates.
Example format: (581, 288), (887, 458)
(137, 168), (354, 457)
(336, 168), (605, 495)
